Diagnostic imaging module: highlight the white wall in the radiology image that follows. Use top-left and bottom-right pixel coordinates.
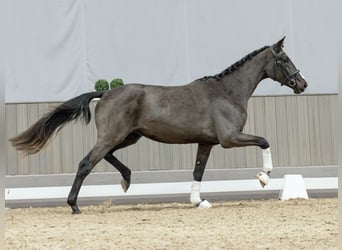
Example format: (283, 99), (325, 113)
(4, 0), (339, 103)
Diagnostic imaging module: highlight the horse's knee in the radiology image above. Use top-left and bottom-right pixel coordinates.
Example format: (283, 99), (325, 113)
(258, 138), (270, 149)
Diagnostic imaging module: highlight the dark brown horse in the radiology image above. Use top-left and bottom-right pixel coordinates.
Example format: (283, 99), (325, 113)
(10, 37), (307, 213)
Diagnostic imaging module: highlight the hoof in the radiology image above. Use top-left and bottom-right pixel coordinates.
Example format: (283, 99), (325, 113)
(121, 179), (130, 193)
(68, 200), (81, 214)
(197, 199), (212, 209)
(71, 207), (81, 215)
(256, 171), (269, 188)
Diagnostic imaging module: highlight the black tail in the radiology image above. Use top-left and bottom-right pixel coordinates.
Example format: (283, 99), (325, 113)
(10, 91), (104, 155)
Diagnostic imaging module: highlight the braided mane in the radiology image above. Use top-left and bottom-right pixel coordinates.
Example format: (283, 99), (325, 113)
(200, 46), (270, 81)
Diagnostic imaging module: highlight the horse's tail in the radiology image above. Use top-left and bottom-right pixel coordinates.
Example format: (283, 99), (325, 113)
(10, 91), (105, 155)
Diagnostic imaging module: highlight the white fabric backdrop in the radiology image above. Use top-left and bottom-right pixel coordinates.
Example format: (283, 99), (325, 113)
(4, 0), (339, 102)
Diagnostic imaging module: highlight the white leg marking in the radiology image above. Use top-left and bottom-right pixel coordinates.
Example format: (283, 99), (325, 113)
(190, 181), (202, 205)
(198, 199), (212, 209)
(190, 181), (212, 209)
(256, 148), (273, 187)
(262, 148), (273, 173)
(256, 172), (270, 187)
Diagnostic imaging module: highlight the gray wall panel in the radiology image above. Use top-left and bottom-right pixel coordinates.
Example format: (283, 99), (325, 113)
(5, 95), (337, 175)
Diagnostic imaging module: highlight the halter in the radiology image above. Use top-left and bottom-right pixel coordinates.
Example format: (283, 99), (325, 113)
(271, 48), (299, 87)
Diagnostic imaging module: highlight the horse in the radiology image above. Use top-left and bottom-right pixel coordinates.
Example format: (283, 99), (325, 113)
(10, 37), (307, 214)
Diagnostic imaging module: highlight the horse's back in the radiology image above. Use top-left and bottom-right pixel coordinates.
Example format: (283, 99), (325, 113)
(93, 82), (218, 144)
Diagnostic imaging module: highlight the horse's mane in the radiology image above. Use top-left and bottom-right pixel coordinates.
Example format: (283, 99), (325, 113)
(199, 45), (270, 81)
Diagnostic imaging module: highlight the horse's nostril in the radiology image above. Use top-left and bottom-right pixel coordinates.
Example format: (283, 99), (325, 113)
(304, 82), (308, 88)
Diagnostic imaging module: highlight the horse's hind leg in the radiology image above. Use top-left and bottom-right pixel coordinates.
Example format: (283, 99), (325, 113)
(104, 133), (142, 192)
(191, 144), (213, 209)
(67, 141), (114, 214)
(105, 154), (131, 192)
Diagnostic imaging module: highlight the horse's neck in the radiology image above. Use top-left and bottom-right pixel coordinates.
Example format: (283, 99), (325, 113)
(221, 52), (269, 106)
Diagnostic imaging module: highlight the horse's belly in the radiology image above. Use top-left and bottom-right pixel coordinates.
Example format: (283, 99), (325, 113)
(137, 123), (218, 144)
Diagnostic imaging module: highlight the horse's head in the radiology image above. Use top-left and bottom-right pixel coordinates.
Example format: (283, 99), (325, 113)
(265, 37), (307, 94)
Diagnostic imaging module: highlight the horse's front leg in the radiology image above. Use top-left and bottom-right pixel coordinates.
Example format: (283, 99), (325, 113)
(256, 147), (273, 187)
(191, 144), (213, 209)
(221, 132), (273, 187)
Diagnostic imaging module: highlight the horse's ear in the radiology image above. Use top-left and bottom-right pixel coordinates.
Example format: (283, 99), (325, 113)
(273, 36), (286, 52)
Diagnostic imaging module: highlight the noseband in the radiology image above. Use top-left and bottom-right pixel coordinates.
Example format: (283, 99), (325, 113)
(271, 48), (299, 87)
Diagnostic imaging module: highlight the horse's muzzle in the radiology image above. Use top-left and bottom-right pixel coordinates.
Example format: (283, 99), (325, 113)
(292, 79), (307, 94)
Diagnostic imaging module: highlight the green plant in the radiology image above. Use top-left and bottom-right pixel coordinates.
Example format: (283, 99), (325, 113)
(94, 79), (109, 91)
(110, 78), (124, 89)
